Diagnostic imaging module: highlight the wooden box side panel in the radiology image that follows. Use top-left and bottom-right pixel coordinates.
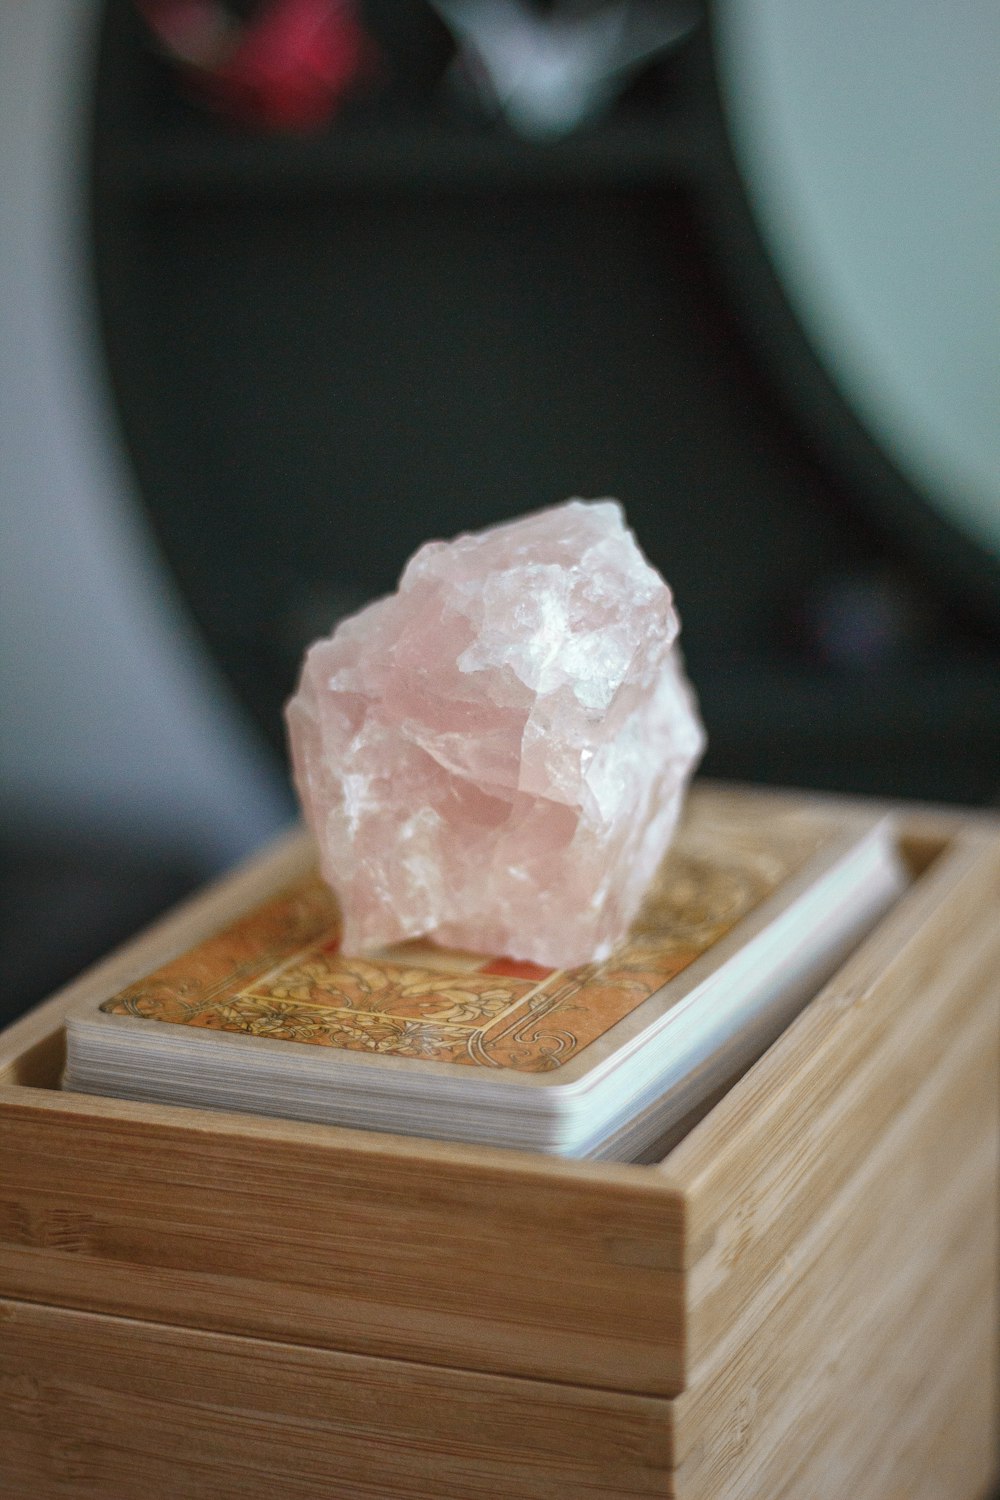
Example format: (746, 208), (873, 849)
(670, 977), (1000, 1499)
(659, 823), (1000, 1498)
(0, 1088), (685, 1395)
(0, 1299), (673, 1500)
(661, 826), (1000, 1320)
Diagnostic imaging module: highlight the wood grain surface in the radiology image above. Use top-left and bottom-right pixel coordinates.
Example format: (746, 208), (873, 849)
(0, 1299), (672, 1500)
(671, 992), (1000, 1496)
(661, 828), (999, 1310)
(0, 1087), (685, 1394)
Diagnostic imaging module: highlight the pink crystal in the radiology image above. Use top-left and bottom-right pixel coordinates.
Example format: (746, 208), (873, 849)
(285, 500), (705, 967)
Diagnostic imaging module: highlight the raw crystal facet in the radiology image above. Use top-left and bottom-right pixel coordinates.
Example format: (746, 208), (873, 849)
(285, 500), (705, 967)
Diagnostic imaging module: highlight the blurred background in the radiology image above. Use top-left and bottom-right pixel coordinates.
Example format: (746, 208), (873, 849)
(3, 0), (999, 1029)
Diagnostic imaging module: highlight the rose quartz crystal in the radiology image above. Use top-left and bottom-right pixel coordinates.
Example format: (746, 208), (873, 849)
(286, 500), (705, 967)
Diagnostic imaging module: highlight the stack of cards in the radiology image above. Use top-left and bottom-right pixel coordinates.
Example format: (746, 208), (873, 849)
(63, 791), (907, 1160)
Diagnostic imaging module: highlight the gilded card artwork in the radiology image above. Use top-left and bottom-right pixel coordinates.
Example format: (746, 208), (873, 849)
(101, 803), (827, 1071)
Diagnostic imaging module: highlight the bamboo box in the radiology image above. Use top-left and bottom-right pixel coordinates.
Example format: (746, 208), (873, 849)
(1, 786), (997, 1499)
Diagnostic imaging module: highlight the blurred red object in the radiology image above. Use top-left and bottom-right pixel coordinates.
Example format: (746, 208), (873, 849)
(137, 0), (377, 130)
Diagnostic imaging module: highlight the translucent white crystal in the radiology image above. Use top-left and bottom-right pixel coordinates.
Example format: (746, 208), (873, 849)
(286, 499), (705, 967)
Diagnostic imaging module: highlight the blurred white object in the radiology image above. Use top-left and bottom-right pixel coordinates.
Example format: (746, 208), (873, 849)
(0, 0), (292, 869)
(714, 0), (1000, 562)
(431, 0), (696, 138)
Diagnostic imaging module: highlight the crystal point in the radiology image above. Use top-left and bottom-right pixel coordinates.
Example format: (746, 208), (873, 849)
(286, 500), (705, 967)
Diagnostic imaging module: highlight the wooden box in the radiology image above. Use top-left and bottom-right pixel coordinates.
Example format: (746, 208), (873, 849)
(1, 788), (998, 1499)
